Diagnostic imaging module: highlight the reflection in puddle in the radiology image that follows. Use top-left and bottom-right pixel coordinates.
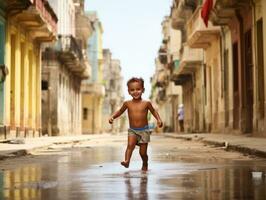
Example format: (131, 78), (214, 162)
(0, 147), (266, 199)
(0, 165), (43, 200)
(124, 171), (148, 200)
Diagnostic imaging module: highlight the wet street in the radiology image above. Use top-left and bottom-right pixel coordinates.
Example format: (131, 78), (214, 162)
(1, 134), (266, 200)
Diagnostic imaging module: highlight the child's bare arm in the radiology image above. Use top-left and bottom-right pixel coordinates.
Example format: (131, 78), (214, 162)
(109, 102), (127, 124)
(147, 101), (163, 127)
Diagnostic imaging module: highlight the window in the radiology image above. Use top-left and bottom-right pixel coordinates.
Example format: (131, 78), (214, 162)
(42, 80), (49, 90)
(83, 108), (88, 120)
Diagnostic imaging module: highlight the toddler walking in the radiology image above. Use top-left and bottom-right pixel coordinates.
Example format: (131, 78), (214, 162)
(109, 77), (163, 171)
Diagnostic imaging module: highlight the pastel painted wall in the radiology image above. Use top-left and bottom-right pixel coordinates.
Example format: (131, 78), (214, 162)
(4, 19), (41, 136)
(82, 11), (104, 133)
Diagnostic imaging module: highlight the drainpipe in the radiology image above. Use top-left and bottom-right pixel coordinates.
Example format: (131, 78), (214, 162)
(201, 50), (205, 132)
(220, 26), (226, 131)
(220, 27), (225, 99)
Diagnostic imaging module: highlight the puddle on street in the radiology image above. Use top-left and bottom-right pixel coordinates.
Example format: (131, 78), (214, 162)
(0, 146), (266, 200)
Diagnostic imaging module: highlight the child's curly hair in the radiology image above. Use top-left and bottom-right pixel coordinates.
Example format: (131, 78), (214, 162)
(127, 77), (144, 88)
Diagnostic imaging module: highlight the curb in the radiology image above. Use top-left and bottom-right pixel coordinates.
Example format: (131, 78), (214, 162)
(0, 138), (90, 161)
(164, 133), (266, 158)
(0, 150), (28, 160)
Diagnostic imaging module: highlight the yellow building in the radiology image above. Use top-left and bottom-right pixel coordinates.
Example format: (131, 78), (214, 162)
(0, 0), (57, 139)
(82, 12), (105, 134)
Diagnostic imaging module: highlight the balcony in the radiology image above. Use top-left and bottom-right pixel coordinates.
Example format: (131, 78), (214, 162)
(56, 35), (86, 74)
(158, 45), (168, 65)
(210, 0), (250, 26)
(173, 59), (180, 71)
(171, 74), (192, 85)
(76, 13), (93, 41)
(170, 0), (194, 30)
(7, 0), (57, 41)
(81, 83), (105, 97)
(175, 43), (203, 75)
(187, 6), (220, 49)
(155, 70), (167, 87)
(162, 17), (170, 40)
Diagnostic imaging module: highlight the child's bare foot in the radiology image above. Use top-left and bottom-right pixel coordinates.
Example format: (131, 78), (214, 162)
(141, 163), (148, 171)
(121, 161), (129, 168)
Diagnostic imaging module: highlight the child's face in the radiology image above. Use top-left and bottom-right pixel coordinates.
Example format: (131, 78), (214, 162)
(128, 81), (144, 100)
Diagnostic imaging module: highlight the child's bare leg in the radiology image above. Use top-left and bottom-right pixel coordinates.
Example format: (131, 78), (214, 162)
(121, 135), (137, 168)
(139, 143), (148, 171)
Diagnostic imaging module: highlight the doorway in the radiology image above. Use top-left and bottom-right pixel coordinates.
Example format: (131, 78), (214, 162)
(257, 19), (264, 119)
(244, 29), (253, 133)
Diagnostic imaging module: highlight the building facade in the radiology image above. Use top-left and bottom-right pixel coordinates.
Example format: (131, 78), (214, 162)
(151, 16), (183, 133)
(102, 49), (125, 133)
(41, 0), (91, 136)
(0, 0), (57, 139)
(161, 0), (266, 136)
(81, 11), (105, 134)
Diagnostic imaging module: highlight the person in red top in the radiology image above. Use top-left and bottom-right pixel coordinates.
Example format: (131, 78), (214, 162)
(109, 77), (163, 171)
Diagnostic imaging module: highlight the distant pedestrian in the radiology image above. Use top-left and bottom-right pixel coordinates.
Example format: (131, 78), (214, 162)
(177, 104), (184, 132)
(109, 77), (163, 171)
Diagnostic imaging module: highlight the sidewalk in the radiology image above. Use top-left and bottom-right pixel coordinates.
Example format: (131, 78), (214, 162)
(164, 133), (266, 158)
(1, 133), (266, 160)
(0, 134), (111, 160)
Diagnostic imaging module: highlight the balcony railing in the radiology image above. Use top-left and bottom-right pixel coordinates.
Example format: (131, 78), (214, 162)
(55, 35), (86, 72)
(50, 35), (91, 79)
(57, 35), (83, 60)
(187, 6), (220, 48)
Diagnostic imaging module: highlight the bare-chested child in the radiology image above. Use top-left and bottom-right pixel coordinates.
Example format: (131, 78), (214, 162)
(108, 77), (163, 171)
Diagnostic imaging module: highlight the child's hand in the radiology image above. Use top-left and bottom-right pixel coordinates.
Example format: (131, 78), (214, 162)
(157, 120), (163, 128)
(109, 117), (114, 124)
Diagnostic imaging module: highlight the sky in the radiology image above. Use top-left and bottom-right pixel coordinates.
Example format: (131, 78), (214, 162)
(84, 0), (172, 100)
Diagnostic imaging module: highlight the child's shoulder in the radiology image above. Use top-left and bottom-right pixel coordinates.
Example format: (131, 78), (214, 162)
(123, 100), (131, 106)
(141, 99), (152, 106)
(142, 99), (152, 104)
